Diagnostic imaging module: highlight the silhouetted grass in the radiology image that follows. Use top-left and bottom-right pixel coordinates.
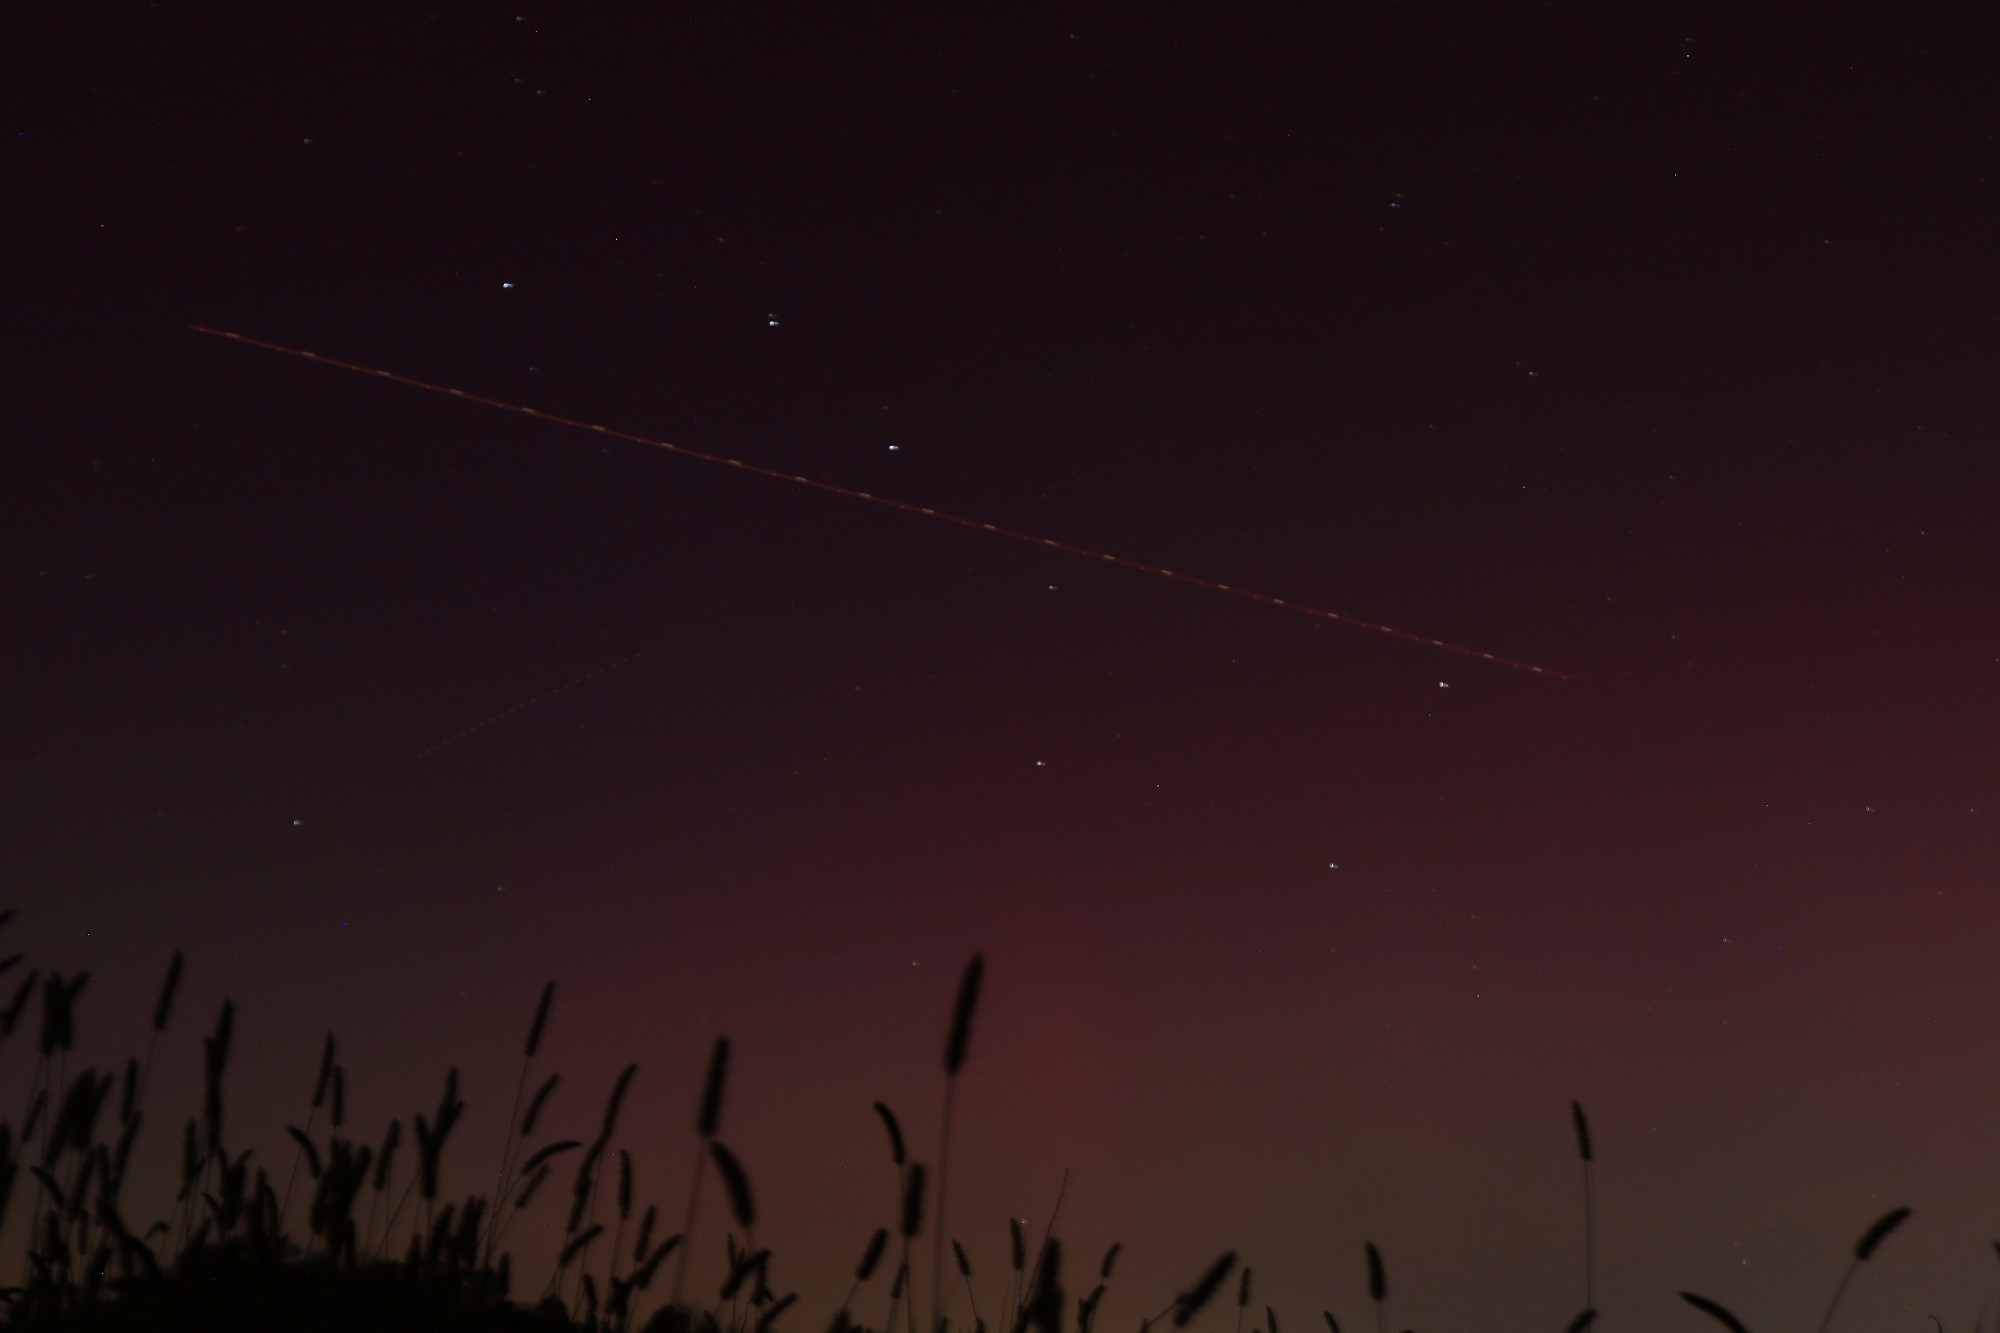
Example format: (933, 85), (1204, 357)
(672, 1037), (731, 1308)
(1173, 1250), (1236, 1328)
(1362, 1244), (1384, 1333)
(931, 955), (984, 1333)
(0, 907), (1968, 1332)
(1570, 1099), (1593, 1314)
(1817, 1205), (1912, 1333)
(492, 983), (557, 1265)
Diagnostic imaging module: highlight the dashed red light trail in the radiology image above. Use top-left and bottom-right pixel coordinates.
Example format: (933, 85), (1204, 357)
(191, 326), (1577, 681)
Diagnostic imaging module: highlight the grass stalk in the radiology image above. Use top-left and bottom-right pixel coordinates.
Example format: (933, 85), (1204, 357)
(674, 1034), (731, 1306)
(1022, 1168), (1069, 1317)
(1364, 1242), (1384, 1333)
(131, 949), (182, 1120)
(1002, 1216), (1025, 1333)
(899, 1161), (926, 1333)
(279, 1031), (336, 1230)
(488, 980), (554, 1260)
(1571, 1100), (1594, 1313)
(1818, 1206), (1912, 1333)
(1173, 1250), (1236, 1327)
(953, 1238), (978, 1330)
(932, 955), (985, 1333)
(841, 1225), (891, 1319)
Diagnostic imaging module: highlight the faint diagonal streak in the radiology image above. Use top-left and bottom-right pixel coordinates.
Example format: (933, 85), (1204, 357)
(191, 325), (1577, 681)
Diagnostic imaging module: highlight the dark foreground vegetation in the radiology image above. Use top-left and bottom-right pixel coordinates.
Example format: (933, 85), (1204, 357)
(0, 910), (1928, 1331)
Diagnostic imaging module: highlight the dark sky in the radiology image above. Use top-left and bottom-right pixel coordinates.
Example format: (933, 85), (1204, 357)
(9, 6), (2000, 1329)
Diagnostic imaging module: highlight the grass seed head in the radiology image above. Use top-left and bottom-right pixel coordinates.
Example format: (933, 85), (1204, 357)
(209, 997), (234, 1070)
(875, 1102), (906, 1166)
(699, 1037), (732, 1138)
(944, 955), (985, 1076)
(151, 951), (184, 1034)
(711, 1140), (757, 1231)
(561, 1223), (604, 1268)
(857, 1226), (890, 1281)
(723, 1248), (771, 1301)
(599, 1063), (639, 1143)
(526, 981), (556, 1058)
(1678, 1292), (1751, 1333)
(636, 1233), (681, 1287)
(1, 969), (38, 1037)
(522, 1073), (560, 1137)
(1079, 1284), (1104, 1333)
(635, 1202), (658, 1261)
(312, 1033), (337, 1109)
(286, 1126), (321, 1179)
(1175, 1251), (1237, 1327)
(370, 1118), (401, 1192)
(1018, 1238), (1064, 1333)
(516, 1128), (580, 1176)
(514, 1163), (552, 1209)
(900, 1161), (926, 1238)
(1856, 1206), (1912, 1261)
(757, 1292), (799, 1333)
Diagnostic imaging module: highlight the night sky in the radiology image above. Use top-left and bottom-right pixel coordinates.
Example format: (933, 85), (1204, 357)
(9, 6), (2000, 1329)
